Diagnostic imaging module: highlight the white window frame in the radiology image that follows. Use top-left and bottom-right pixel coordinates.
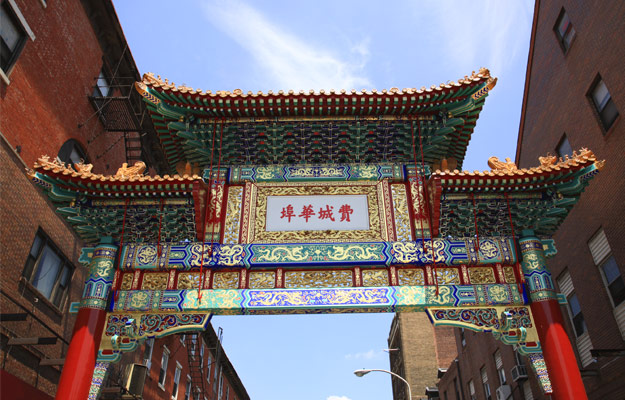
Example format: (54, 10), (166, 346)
(207, 353), (212, 383)
(494, 350), (506, 385)
(158, 346), (170, 390)
(183, 376), (192, 400)
(143, 338), (155, 370)
(0, 0), (35, 84)
(172, 362), (182, 399)
(481, 367), (491, 400)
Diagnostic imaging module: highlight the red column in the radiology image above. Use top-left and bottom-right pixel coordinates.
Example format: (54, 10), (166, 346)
(56, 239), (117, 400)
(519, 232), (587, 400)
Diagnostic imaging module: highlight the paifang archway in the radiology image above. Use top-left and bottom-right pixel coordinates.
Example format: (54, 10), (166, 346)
(29, 69), (602, 400)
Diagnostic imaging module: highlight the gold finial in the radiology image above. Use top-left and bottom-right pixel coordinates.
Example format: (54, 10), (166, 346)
(488, 156), (518, 172)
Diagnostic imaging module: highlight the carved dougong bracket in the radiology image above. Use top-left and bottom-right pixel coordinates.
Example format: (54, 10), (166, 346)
(426, 306), (552, 395)
(97, 312), (212, 363)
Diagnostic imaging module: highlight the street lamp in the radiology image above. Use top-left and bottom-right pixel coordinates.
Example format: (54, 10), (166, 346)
(353, 368), (412, 400)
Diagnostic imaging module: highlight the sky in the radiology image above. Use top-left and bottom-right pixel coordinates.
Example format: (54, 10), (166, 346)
(113, 1), (534, 399)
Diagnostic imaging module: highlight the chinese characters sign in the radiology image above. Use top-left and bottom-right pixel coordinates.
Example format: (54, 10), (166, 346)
(266, 195), (370, 232)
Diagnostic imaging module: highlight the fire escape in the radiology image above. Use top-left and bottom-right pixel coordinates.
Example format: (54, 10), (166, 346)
(186, 327), (223, 399)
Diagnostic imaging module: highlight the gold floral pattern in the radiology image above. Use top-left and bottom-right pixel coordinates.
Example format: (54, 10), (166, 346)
(362, 269), (389, 287)
(468, 267), (496, 284)
(503, 266), (516, 283)
(141, 273), (169, 290)
(284, 270), (352, 288)
(223, 186), (243, 244)
(177, 272), (202, 289)
(212, 272), (240, 289)
(391, 184), (412, 242)
(397, 269), (425, 286)
(435, 268), (460, 285)
(248, 271), (276, 289)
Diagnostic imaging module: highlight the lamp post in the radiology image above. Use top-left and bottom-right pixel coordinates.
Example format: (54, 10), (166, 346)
(354, 368), (412, 400)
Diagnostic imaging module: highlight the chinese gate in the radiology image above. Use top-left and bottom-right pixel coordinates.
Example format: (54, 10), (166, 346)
(29, 69), (601, 400)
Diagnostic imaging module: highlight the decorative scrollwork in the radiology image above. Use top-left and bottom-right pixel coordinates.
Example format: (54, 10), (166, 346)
(435, 268), (460, 285)
(212, 272), (239, 289)
(391, 184), (412, 242)
(141, 273), (169, 290)
(284, 270), (352, 288)
(468, 267), (496, 284)
(397, 269), (425, 286)
(503, 266), (516, 283)
(177, 272), (201, 289)
(361, 269), (388, 287)
(248, 271), (276, 289)
(120, 273), (134, 290)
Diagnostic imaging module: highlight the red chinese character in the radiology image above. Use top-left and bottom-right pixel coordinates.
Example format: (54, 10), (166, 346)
(318, 205), (335, 221)
(280, 204), (296, 222)
(299, 204), (315, 222)
(339, 204), (353, 222)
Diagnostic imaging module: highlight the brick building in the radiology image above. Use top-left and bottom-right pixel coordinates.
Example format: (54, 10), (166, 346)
(388, 313), (456, 400)
(0, 0), (164, 397)
(437, 1), (625, 399)
(99, 324), (249, 400)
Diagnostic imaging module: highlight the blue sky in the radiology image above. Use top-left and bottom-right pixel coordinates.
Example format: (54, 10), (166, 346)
(113, 1), (534, 398)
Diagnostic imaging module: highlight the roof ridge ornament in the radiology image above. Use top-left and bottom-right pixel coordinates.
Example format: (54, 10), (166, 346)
(488, 156), (518, 172)
(115, 161), (147, 180)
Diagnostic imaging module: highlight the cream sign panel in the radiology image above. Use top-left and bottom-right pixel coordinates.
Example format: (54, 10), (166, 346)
(266, 195), (370, 232)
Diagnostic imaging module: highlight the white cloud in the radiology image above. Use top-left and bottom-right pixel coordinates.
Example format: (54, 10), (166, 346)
(420, 0), (533, 76)
(327, 396), (352, 400)
(344, 349), (379, 360)
(202, 0), (371, 91)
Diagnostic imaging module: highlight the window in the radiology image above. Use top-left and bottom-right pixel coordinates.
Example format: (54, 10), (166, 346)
(93, 69), (111, 97)
(207, 353), (212, 382)
(481, 367), (492, 400)
(173, 363), (182, 399)
(200, 342), (205, 366)
(226, 386), (230, 400)
(159, 346), (170, 389)
(22, 230), (74, 308)
(57, 139), (89, 169)
(190, 334), (197, 358)
(589, 77), (619, 131)
(557, 270), (587, 337)
(218, 370), (224, 400)
(143, 338), (155, 369)
(556, 134), (573, 159)
(554, 9), (575, 52)
(184, 378), (191, 400)
(494, 350), (506, 384)
(193, 389), (200, 400)
(589, 229), (625, 307)
(460, 327), (466, 347)
(180, 334), (186, 346)
(1, 0), (34, 79)
(468, 380), (476, 400)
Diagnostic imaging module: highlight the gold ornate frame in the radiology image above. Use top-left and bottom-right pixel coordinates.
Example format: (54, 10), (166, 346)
(240, 181), (392, 243)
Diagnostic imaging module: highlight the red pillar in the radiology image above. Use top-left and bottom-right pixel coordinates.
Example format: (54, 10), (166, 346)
(519, 232), (587, 400)
(56, 238), (117, 400)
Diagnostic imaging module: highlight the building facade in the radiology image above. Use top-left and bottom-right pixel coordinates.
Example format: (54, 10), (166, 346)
(437, 1), (625, 399)
(388, 313), (456, 400)
(0, 0), (163, 397)
(99, 323), (249, 400)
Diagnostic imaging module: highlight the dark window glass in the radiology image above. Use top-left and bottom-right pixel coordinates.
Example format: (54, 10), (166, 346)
(58, 139), (88, 168)
(556, 134), (573, 159)
(554, 9), (576, 52)
(93, 70), (111, 97)
(591, 79), (619, 131)
(23, 230), (74, 308)
(0, 2), (27, 72)
(602, 256), (625, 306)
(568, 293), (587, 337)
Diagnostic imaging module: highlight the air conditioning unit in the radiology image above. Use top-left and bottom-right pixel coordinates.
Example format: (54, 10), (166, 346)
(496, 385), (512, 400)
(511, 364), (528, 382)
(123, 363), (148, 396)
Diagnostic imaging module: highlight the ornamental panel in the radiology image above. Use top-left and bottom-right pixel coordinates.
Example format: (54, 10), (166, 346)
(141, 273), (168, 290)
(503, 266), (516, 283)
(223, 186), (243, 244)
(435, 268), (460, 285)
(397, 268), (425, 286)
(362, 269), (389, 287)
(212, 272), (239, 289)
(284, 270), (353, 288)
(391, 184), (412, 242)
(177, 272), (201, 289)
(468, 267), (496, 284)
(248, 271), (276, 289)
(120, 273), (133, 290)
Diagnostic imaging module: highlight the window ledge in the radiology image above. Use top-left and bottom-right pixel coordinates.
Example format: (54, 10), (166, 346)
(0, 68), (10, 85)
(158, 383), (166, 391)
(19, 276), (64, 317)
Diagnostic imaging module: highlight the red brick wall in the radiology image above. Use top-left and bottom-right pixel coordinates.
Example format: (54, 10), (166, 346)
(0, 137), (86, 397)
(0, 0), (126, 174)
(517, 1), (625, 398)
